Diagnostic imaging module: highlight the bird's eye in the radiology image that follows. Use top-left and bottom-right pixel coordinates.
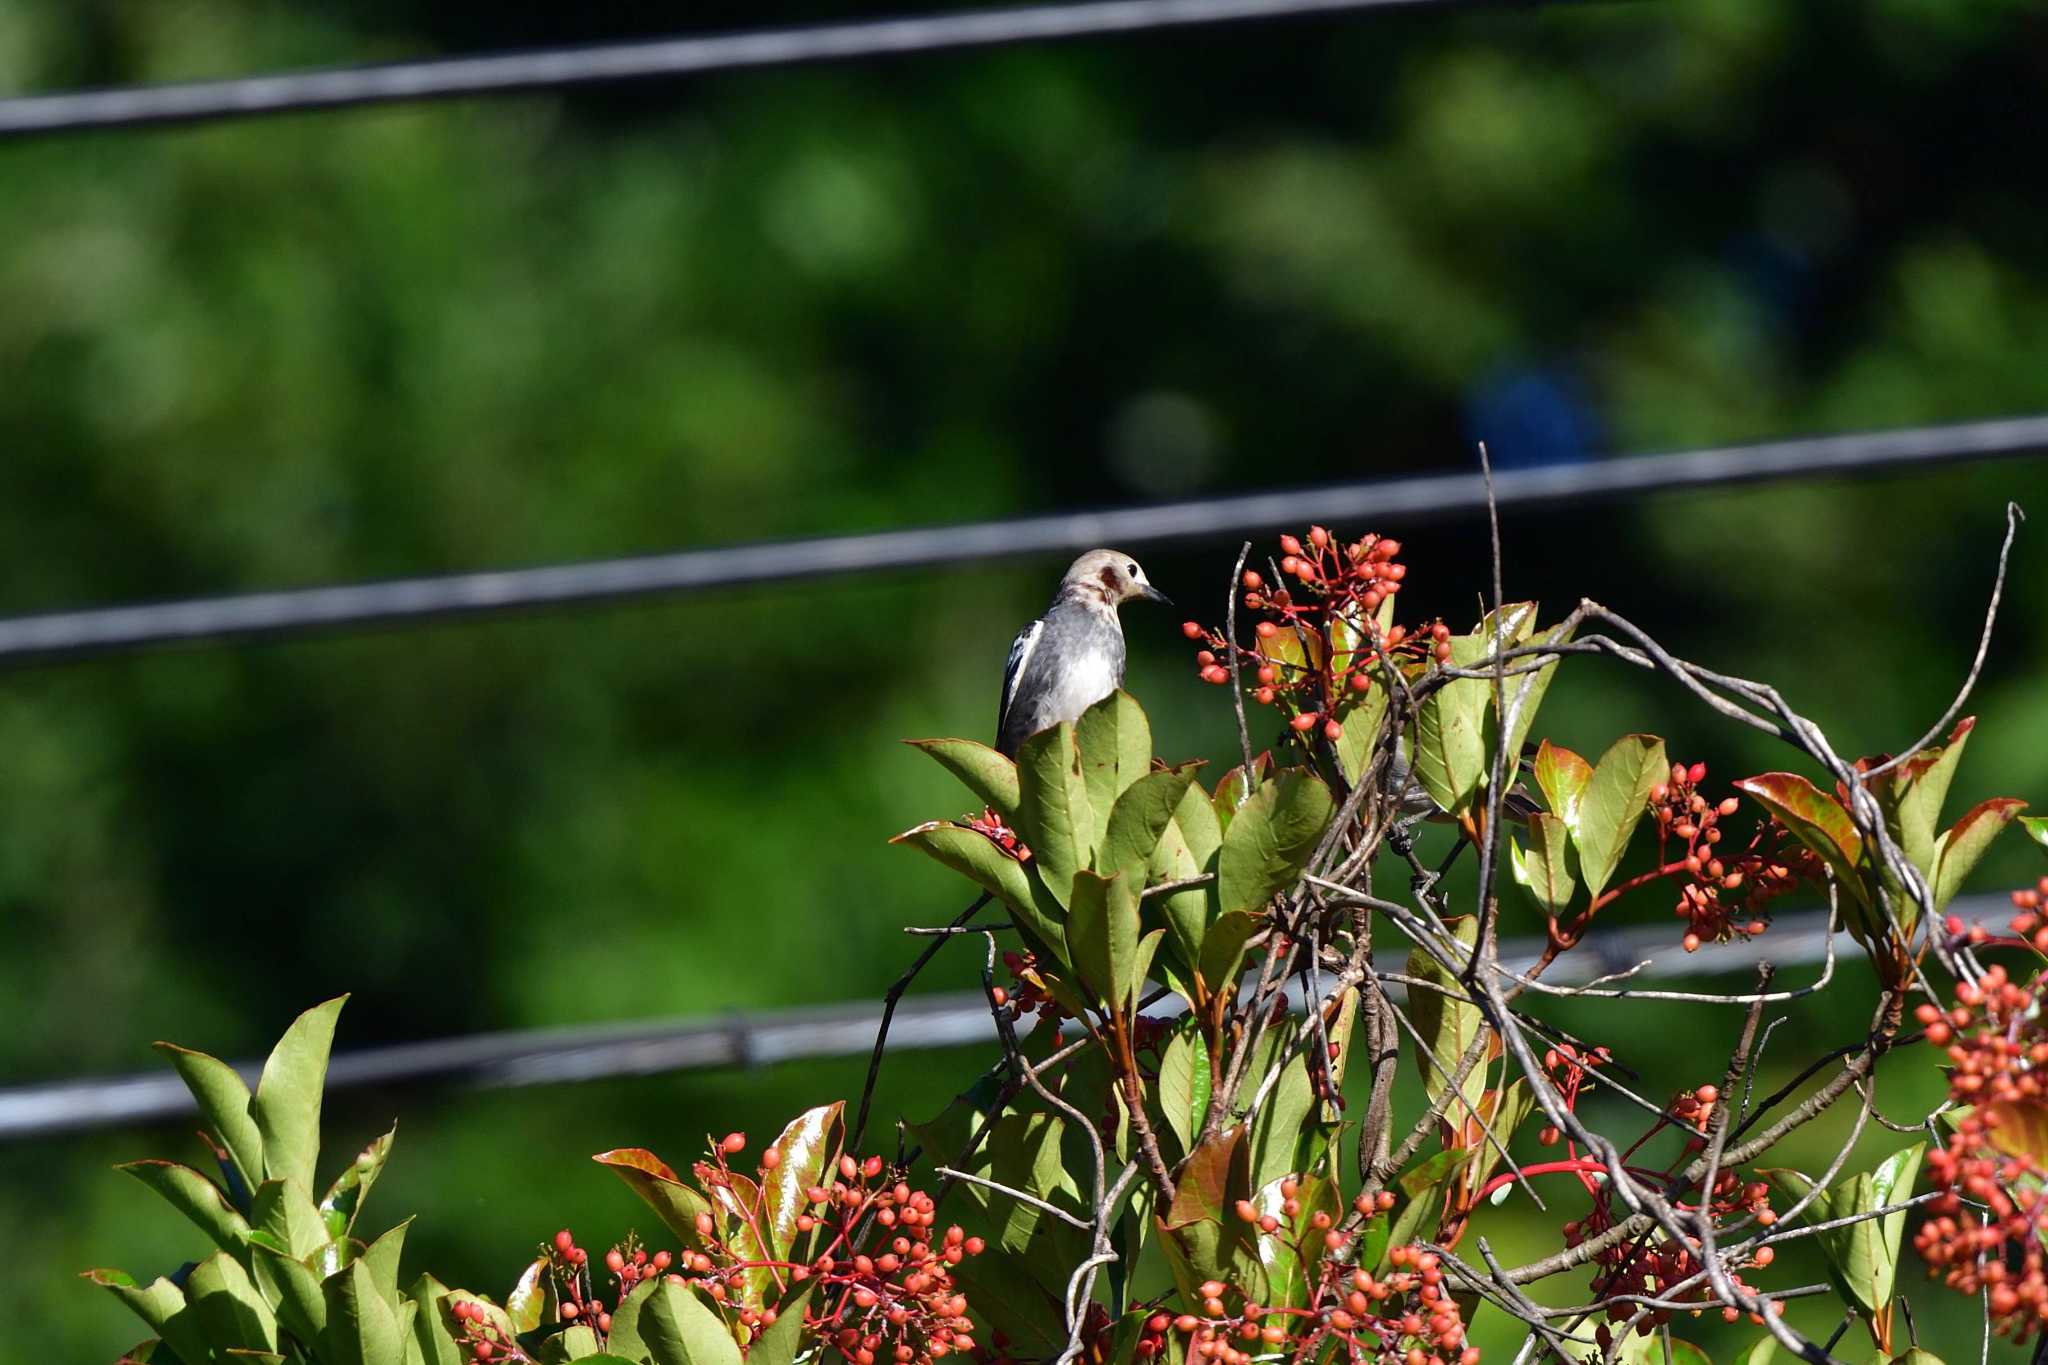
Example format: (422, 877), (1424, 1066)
(1126, 562), (1139, 577)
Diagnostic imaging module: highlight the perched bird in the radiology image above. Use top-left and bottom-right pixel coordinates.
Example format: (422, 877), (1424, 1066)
(995, 549), (1172, 757)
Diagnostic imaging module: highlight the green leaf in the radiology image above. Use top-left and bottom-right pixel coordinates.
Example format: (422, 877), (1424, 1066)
(888, 821), (1064, 951)
(1064, 870), (1141, 1010)
(1100, 765), (1201, 883)
(987, 1111), (1080, 1251)
(1890, 1351), (1948, 1365)
(1532, 741), (1592, 828)
(1247, 990), (1355, 1192)
(541, 1326), (601, 1361)
(738, 1283), (812, 1365)
(1238, 1169), (1339, 1308)
(1157, 1025), (1212, 1159)
(1403, 917), (1486, 1111)
(598, 1278), (658, 1363)
(591, 1150), (714, 1251)
(641, 1279), (741, 1365)
(1465, 1079), (1534, 1196)
(1498, 616), (1574, 768)
(1075, 690), (1154, 852)
(1509, 812), (1576, 916)
(2021, 814), (2048, 853)
(1333, 680), (1390, 786)
(359, 1219), (411, 1309)
(252, 1178), (332, 1261)
(506, 1257), (550, 1334)
(251, 1240), (329, 1344)
(1879, 717), (1975, 875)
(1149, 784), (1219, 985)
(1216, 771), (1333, 916)
(155, 1043), (265, 1197)
(758, 1102), (843, 1265)
(1733, 1339), (1778, 1365)
(322, 1259), (406, 1365)
(321, 1124), (396, 1243)
(1016, 721), (1094, 909)
(1735, 772), (1875, 921)
(119, 1160), (252, 1260)
(1407, 632), (1492, 815)
(696, 1163), (773, 1312)
(1196, 909), (1260, 1000)
(947, 1250), (1067, 1356)
(1572, 735), (1667, 901)
(253, 996), (347, 1197)
(1766, 1143), (1923, 1314)
(1933, 798), (2028, 910)
(187, 1252), (280, 1356)
(406, 1280), (464, 1365)
(906, 738), (1020, 823)
(84, 1270), (187, 1341)
(1211, 753), (1272, 831)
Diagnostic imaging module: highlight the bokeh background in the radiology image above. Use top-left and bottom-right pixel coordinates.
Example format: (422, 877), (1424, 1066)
(3, 1), (2046, 1360)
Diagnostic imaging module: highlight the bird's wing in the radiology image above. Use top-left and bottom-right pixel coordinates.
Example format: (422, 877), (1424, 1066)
(996, 617), (1044, 746)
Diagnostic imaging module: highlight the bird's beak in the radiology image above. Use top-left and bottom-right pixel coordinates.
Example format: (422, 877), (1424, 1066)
(1139, 584), (1173, 607)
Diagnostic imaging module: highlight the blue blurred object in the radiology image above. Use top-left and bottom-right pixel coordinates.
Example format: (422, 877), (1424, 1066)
(1464, 366), (1602, 470)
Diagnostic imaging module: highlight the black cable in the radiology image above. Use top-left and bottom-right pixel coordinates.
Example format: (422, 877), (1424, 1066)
(1, 897), (1955, 1143)
(0, 413), (2040, 668)
(0, 0), (1517, 139)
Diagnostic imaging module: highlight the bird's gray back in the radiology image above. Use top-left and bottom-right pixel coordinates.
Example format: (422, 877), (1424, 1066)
(995, 602), (1126, 755)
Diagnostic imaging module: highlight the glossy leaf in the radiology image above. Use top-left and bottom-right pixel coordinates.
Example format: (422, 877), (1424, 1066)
(696, 1163), (773, 1312)
(1016, 721), (1094, 908)
(1532, 741), (1593, 828)
(1933, 798), (2028, 910)
(591, 1150), (714, 1250)
(1735, 772), (1873, 916)
(1509, 812), (1576, 915)
(907, 738), (1020, 821)
(1075, 690), (1154, 851)
(186, 1253), (279, 1357)
(253, 996), (347, 1198)
(740, 1283), (813, 1365)
(1164, 1126), (1243, 1231)
(1498, 616), (1574, 768)
(84, 1271), (191, 1349)
(2022, 814), (2048, 852)
(118, 1160), (251, 1260)
(641, 1278), (742, 1365)
(1211, 753), (1273, 831)
(506, 1258), (550, 1334)
(1879, 717), (1975, 875)
(1216, 771), (1333, 916)
(1407, 632), (1491, 815)
(320, 1125), (396, 1243)
(1147, 804), (1211, 985)
(155, 1043), (265, 1196)
(1100, 764), (1201, 883)
(889, 822), (1064, 950)
(1573, 734), (1667, 901)
(759, 1102), (843, 1264)
(1064, 870), (1139, 1009)
(1240, 1169), (1338, 1309)
(322, 1259), (405, 1365)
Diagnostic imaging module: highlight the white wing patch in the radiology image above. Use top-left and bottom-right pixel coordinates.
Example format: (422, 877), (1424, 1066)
(997, 617), (1044, 741)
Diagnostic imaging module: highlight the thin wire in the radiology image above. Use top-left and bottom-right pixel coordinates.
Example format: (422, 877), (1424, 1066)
(0, 413), (2041, 668)
(0, 0), (1519, 139)
(0, 894), (2008, 1143)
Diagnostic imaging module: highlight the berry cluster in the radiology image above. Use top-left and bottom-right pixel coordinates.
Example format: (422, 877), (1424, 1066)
(2000, 875), (2048, 953)
(1532, 1042), (1611, 1148)
(1180, 527), (1445, 748)
(963, 808), (1030, 863)
(794, 1153), (986, 1363)
(1913, 964), (2048, 1341)
(448, 1229), (668, 1362)
(992, 950), (1067, 1029)
(1648, 763), (1817, 951)
(449, 1298), (519, 1361)
(1156, 1226), (1473, 1365)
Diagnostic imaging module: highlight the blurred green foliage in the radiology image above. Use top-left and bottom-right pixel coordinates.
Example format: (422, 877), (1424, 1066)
(2, 1), (2045, 1360)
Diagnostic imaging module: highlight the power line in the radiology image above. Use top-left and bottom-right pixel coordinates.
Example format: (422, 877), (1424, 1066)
(0, 0), (1520, 140)
(0, 899), (1993, 1142)
(0, 413), (2040, 668)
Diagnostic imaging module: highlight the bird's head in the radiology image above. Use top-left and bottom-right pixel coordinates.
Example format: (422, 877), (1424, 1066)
(1062, 549), (1172, 609)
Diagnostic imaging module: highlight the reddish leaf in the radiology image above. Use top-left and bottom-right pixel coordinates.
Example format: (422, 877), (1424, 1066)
(1532, 741), (1592, 829)
(591, 1150), (713, 1250)
(758, 1103), (843, 1267)
(1734, 773), (1869, 916)
(1165, 1125), (1243, 1230)
(1934, 798), (2029, 910)
(1983, 1102), (2048, 1166)
(696, 1163), (774, 1311)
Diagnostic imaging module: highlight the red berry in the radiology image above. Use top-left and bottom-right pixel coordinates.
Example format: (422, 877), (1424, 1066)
(1279, 535), (1303, 556)
(721, 1132), (746, 1154)
(560, 1301), (580, 1320)
(1323, 719), (1343, 741)
(1348, 672), (1371, 692)
(1309, 526), (1329, 549)
(760, 1147), (782, 1170)
(1242, 570), (1262, 590)
(1279, 555), (1300, 575)
(1290, 714), (1317, 732)
(1255, 620), (1277, 638)
(1182, 621), (1204, 640)
(1254, 687), (1276, 704)
(605, 1249), (625, 1273)
(554, 1229), (574, 1254)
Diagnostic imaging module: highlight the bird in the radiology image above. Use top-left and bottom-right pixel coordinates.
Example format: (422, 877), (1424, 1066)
(995, 549), (1172, 757)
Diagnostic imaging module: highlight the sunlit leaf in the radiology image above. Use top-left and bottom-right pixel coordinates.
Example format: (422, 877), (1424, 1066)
(186, 1253), (279, 1357)
(251, 1240), (327, 1343)
(2022, 814), (2048, 852)
(1216, 771), (1333, 916)
(1238, 1169), (1338, 1308)
(506, 1258), (549, 1334)
(1196, 910), (1260, 1000)
(1101, 764), (1202, 883)
(1075, 690), (1154, 852)
(322, 1259), (404, 1365)
(1211, 753), (1273, 831)
(1016, 721), (1094, 908)
(1532, 740), (1592, 828)
(640, 1278), (741, 1365)
(154, 1043), (265, 1199)
(1509, 812), (1576, 916)
(1735, 771), (1874, 921)
(906, 738), (1019, 823)
(118, 1160), (252, 1261)
(1403, 917), (1486, 1112)
(1064, 870), (1140, 1010)
(591, 1150), (714, 1251)
(1157, 1024), (1213, 1159)
(252, 996), (348, 1198)
(759, 1102), (843, 1266)
(320, 1125), (395, 1244)
(1573, 735), (1667, 901)
(1498, 616), (1574, 769)
(1381, 1148), (1463, 1267)
(1334, 679), (1390, 786)
(889, 821), (1064, 951)
(1765, 1143), (1922, 1314)
(1932, 797), (2028, 910)
(741, 1282), (814, 1365)
(1407, 632), (1491, 815)
(1876, 717), (1975, 876)
(1165, 1126), (1243, 1231)
(541, 1325), (601, 1361)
